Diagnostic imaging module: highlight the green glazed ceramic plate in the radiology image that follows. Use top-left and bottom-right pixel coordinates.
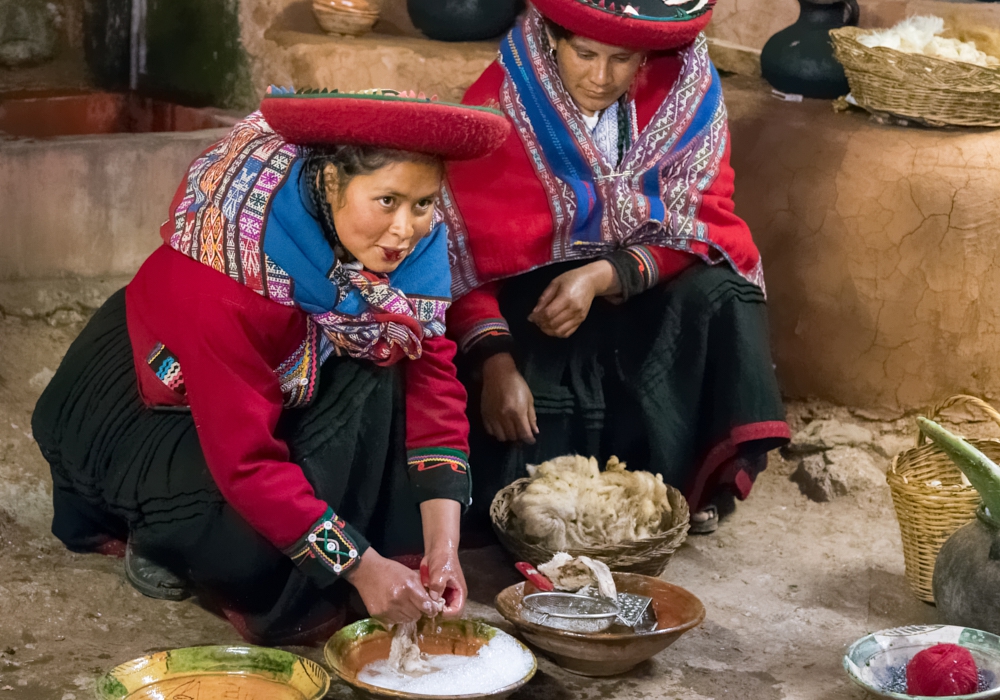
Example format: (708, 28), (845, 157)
(844, 625), (1000, 699)
(95, 645), (330, 700)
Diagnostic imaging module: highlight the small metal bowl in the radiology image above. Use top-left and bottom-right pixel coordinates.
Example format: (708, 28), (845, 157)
(523, 592), (619, 633)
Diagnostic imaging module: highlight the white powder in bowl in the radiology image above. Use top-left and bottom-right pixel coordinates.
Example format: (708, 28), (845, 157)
(357, 629), (534, 696)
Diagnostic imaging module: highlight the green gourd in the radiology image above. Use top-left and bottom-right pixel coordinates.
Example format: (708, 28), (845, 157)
(917, 417), (1000, 522)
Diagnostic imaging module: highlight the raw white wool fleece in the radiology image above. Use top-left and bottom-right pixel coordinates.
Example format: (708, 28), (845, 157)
(858, 15), (999, 67)
(510, 455), (672, 550)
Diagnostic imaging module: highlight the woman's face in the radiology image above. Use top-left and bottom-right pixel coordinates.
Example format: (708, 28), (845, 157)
(327, 159), (442, 274)
(549, 33), (645, 116)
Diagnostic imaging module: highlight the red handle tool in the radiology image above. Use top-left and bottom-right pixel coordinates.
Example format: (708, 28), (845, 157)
(515, 562), (555, 591)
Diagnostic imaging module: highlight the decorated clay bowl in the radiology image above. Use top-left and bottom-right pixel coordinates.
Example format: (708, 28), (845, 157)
(844, 625), (1000, 699)
(312, 0), (379, 36)
(324, 617), (537, 699)
(95, 645), (330, 700)
(494, 572), (705, 677)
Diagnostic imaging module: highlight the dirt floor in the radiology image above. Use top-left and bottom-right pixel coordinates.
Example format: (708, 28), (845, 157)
(0, 278), (963, 699)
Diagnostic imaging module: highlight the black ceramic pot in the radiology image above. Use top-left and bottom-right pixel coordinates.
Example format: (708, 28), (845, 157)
(407, 0), (524, 42)
(760, 0), (859, 99)
(934, 507), (1000, 634)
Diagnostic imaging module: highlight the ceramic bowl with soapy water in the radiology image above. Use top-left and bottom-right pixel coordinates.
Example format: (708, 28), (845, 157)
(496, 572), (705, 676)
(324, 617), (536, 699)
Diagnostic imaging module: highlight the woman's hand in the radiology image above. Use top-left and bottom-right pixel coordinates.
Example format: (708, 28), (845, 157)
(528, 260), (620, 338)
(343, 549), (438, 624)
(481, 353), (538, 444)
(420, 499), (467, 618)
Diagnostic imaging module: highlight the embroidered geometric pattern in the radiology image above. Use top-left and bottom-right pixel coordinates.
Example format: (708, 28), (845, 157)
(275, 318), (321, 408)
(446, 9), (763, 298)
(406, 447), (472, 506)
(283, 507), (360, 576)
(146, 343), (186, 396)
(458, 319), (512, 354)
(407, 449), (470, 475)
(166, 111), (453, 374)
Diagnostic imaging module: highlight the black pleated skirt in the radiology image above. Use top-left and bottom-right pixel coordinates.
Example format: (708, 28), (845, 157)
(461, 262), (789, 528)
(32, 288), (423, 645)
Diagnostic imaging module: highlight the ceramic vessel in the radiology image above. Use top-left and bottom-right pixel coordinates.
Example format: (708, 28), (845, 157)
(844, 625), (1000, 699)
(324, 617), (536, 699)
(761, 0), (860, 99)
(494, 573), (705, 676)
(313, 0), (379, 37)
(935, 507), (1000, 635)
(95, 645), (330, 700)
(407, 0), (524, 42)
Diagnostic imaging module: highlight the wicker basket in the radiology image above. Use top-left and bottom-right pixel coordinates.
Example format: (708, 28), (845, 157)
(830, 26), (1000, 127)
(489, 478), (690, 576)
(888, 395), (1000, 603)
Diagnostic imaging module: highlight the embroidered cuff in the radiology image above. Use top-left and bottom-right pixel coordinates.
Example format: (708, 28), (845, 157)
(406, 447), (472, 507)
(604, 246), (660, 302)
(282, 507), (370, 587)
(458, 318), (516, 364)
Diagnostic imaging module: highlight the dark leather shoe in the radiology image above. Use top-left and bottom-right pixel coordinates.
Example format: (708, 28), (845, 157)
(124, 540), (190, 601)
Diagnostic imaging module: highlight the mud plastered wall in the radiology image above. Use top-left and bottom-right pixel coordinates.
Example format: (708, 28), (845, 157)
(727, 81), (1000, 411)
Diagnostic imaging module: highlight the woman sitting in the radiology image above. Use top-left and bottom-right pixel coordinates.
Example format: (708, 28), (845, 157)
(442, 0), (790, 534)
(31, 89), (508, 645)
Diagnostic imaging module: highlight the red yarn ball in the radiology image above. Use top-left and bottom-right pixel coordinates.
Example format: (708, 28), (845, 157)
(907, 643), (978, 697)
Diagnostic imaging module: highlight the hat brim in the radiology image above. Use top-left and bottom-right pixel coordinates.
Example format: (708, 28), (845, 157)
(260, 92), (511, 160)
(532, 0), (713, 51)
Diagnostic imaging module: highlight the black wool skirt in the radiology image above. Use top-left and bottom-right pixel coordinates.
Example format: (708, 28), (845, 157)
(460, 262), (790, 528)
(32, 288), (423, 645)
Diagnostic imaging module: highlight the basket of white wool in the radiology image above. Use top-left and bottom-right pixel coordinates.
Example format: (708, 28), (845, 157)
(490, 456), (690, 576)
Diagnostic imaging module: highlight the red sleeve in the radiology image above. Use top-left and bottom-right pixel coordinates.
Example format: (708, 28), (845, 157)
(646, 246), (697, 284)
(405, 334), (469, 454)
(126, 249), (327, 550)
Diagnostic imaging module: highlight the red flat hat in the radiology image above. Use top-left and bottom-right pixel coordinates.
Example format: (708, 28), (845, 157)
(531, 0), (715, 51)
(260, 88), (511, 160)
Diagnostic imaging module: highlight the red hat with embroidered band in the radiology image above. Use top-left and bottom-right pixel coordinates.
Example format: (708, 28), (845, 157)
(530, 0), (715, 51)
(260, 87), (512, 160)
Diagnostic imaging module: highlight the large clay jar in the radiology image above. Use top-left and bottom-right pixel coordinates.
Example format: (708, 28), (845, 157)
(761, 0), (859, 99)
(407, 0), (524, 42)
(934, 507), (1000, 634)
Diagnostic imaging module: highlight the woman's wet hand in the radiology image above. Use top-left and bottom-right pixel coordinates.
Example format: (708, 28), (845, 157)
(528, 261), (618, 338)
(344, 549), (438, 624)
(420, 499), (465, 618)
(481, 353), (538, 444)
(421, 546), (467, 618)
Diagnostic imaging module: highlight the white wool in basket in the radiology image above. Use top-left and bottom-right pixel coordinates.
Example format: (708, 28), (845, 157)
(858, 15), (999, 67)
(509, 455), (672, 551)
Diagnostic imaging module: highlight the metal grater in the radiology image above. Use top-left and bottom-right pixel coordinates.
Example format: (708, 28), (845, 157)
(615, 592), (653, 627)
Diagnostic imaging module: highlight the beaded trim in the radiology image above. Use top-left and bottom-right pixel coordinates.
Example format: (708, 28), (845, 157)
(623, 245), (660, 290)
(284, 508), (360, 576)
(458, 318), (512, 354)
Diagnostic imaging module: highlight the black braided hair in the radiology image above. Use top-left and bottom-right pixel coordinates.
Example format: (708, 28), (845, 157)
(299, 145), (441, 260)
(616, 95), (631, 168)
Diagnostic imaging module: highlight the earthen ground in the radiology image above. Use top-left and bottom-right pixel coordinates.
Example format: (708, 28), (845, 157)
(1, 279), (970, 700)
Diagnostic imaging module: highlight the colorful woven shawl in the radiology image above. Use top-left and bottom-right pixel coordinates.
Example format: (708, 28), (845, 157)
(164, 112), (451, 403)
(443, 9), (763, 297)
